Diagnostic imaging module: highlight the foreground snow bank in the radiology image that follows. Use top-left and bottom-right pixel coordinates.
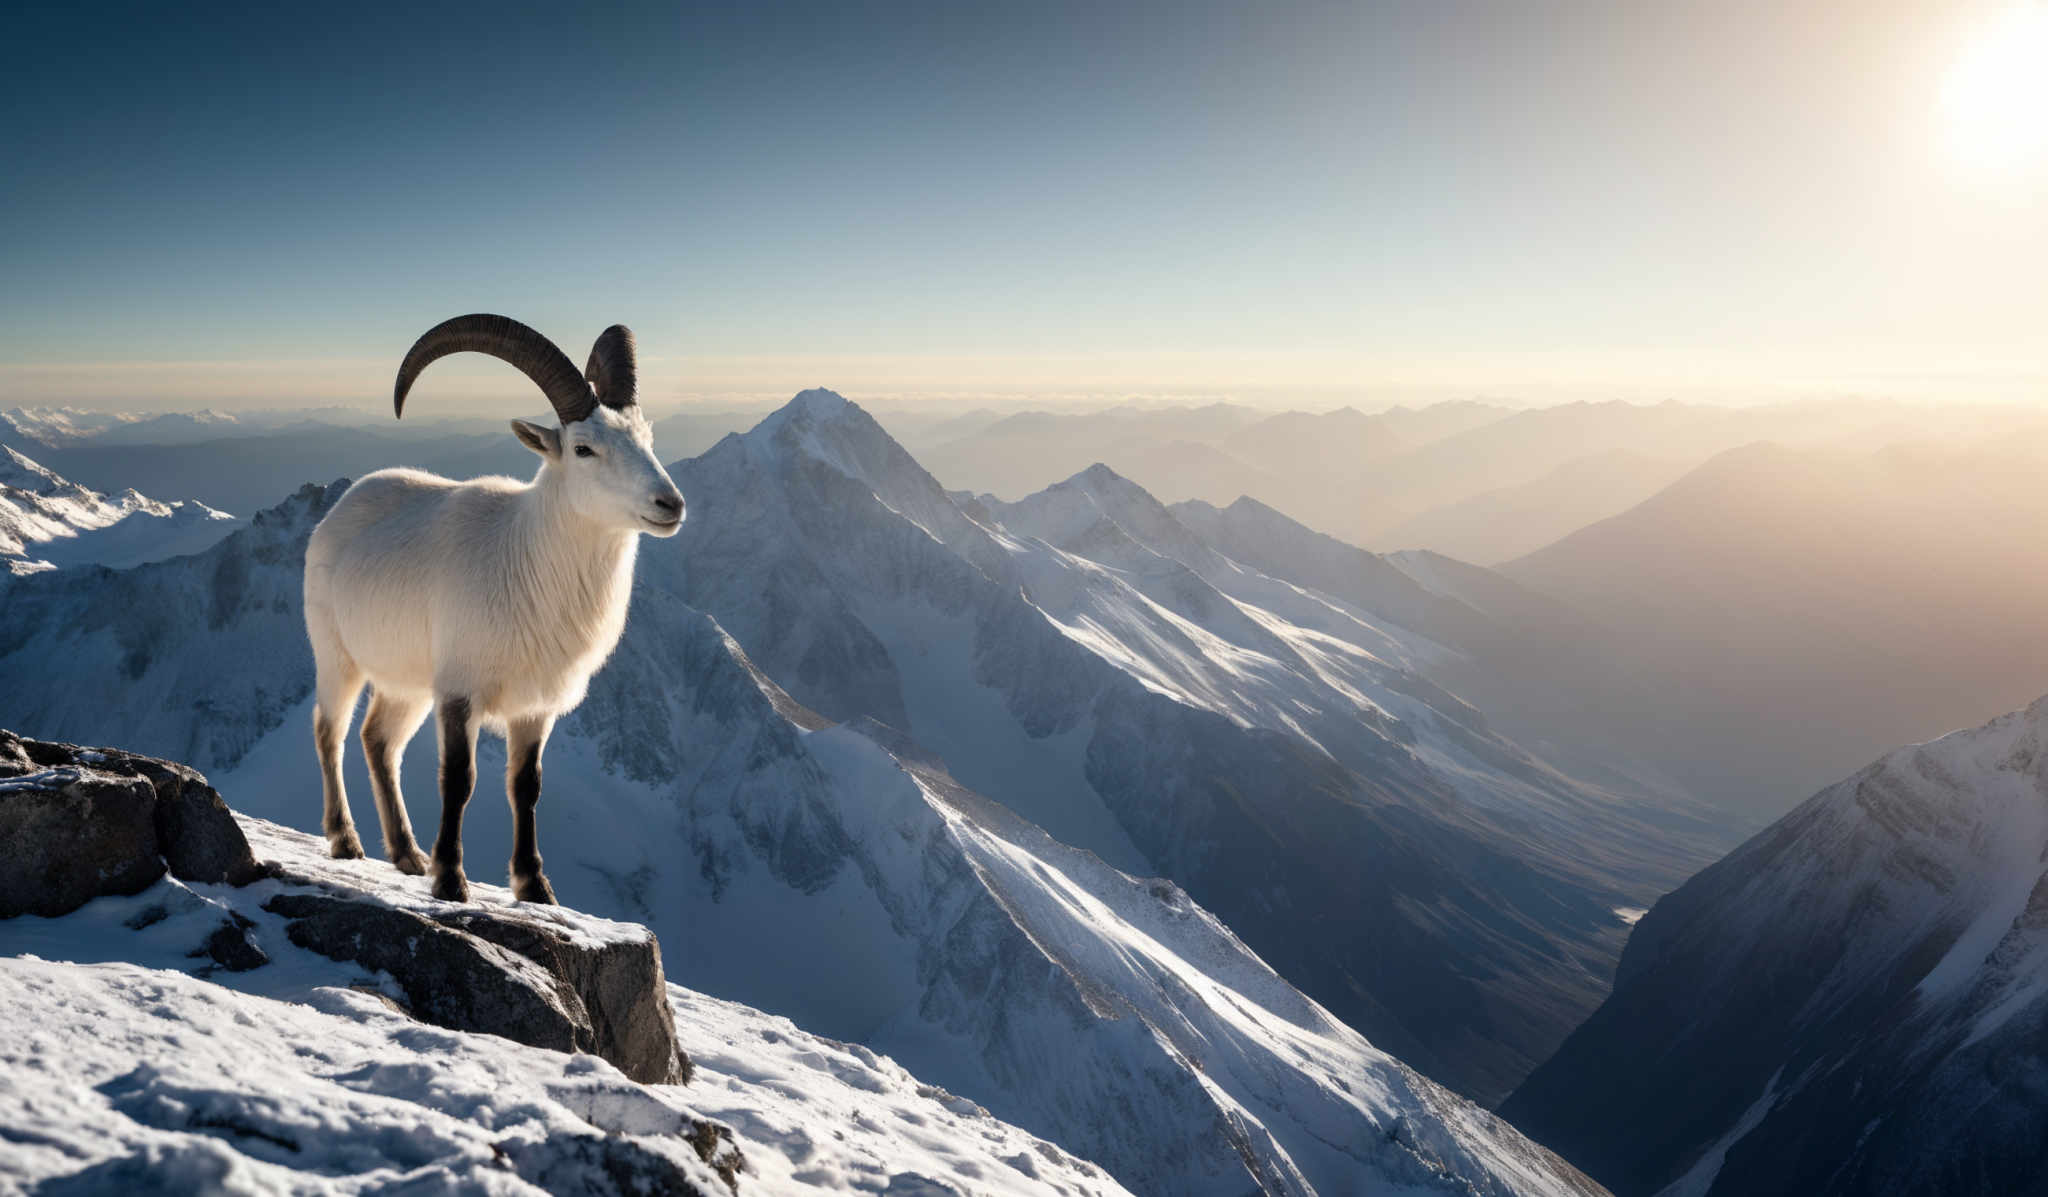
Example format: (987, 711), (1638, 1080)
(0, 956), (735, 1196)
(0, 954), (1127, 1197)
(0, 808), (1131, 1195)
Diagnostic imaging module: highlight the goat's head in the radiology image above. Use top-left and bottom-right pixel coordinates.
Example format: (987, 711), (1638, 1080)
(393, 314), (686, 537)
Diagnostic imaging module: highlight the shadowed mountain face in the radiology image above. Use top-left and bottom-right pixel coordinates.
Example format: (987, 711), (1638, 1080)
(1503, 694), (2048, 1197)
(658, 390), (1729, 1103)
(1503, 439), (2048, 818)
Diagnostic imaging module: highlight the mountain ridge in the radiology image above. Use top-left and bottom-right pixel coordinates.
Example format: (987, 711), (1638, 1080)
(1503, 692), (2048, 1197)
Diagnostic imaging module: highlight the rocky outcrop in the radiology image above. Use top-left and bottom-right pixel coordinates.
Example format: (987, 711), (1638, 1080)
(0, 731), (260, 918)
(1, 731), (690, 1088)
(263, 891), (690, 1085)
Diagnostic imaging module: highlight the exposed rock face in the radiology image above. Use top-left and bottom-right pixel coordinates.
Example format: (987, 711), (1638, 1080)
(435, 907), (689, 1086)
(0, 731), (260, 918)
(264, 892), (690, 1085)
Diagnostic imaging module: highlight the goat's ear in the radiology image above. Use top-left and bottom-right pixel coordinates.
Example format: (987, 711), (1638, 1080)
(511, 419), (560, 459)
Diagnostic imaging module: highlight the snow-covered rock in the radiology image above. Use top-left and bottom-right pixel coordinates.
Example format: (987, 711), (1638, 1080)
(0, 443), (239, 578)
(1502, 694), (2048, 1197)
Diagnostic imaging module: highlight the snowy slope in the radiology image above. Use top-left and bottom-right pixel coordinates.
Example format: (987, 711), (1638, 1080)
(0, 444), (239, 579)
(1173, 501), (1721, 820)
(0, 472), (1605, 1193)
(0, 816), (1122, 1197)
(1503, 695), (2048, 1197)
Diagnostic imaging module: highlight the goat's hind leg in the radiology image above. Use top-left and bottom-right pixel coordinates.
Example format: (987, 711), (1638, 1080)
(311, 657), (367, 860)
(361, 689), (433, 875)
(505, 715), (557, 904)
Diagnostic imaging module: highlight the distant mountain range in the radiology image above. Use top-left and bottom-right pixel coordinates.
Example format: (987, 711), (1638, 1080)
(15, 392), (2045, 831)
(0, 405), (770, 516)
(906, 396), (2041, 559)
(1503, 692), (2048, 1197)
(0, 392), (1663, 1193)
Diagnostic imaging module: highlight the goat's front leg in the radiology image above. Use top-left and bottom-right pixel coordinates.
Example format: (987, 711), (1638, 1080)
(430, 695), (477, 902)
(505, 714), (557, 904)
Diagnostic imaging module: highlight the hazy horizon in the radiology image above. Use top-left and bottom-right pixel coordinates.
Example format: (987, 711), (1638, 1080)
(5, 0), (2044, 413)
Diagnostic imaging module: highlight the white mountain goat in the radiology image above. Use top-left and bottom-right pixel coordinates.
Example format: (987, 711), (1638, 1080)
(302, 314), (684, 903)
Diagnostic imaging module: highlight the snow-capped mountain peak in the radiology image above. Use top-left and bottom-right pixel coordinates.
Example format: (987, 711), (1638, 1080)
(788, 385), (850, 416)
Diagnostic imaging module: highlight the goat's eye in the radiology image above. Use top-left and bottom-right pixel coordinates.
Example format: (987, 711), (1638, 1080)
(574, 445), (595, 458)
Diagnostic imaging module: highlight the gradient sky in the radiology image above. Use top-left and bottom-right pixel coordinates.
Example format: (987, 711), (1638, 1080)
(3, 0), (2043, 411)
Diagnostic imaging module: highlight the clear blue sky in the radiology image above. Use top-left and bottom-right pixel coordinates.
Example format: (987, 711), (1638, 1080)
(3, 0), (2042, 410)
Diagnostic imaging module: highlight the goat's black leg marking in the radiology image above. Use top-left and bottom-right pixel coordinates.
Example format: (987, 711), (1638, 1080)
(508, 738), (555, 904)
(430, 695), (475, 902)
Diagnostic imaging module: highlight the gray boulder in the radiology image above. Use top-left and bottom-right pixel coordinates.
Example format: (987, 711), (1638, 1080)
(0, 731), (261, 920)
(0, 765), (161, 918)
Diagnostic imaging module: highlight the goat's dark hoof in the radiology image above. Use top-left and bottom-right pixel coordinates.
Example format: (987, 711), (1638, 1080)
(388, 845), (430, 876)
(430, 868), (470, 903)
(512, 872), (557, 905)
(327, 831), (366, 860)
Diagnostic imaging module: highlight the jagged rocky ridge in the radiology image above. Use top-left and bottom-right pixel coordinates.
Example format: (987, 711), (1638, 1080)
(1502, 695), (2048, 1197)
(0, 432), (1609, 1194)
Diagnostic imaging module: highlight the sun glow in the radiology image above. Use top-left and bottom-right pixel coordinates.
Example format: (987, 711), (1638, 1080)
(1940, 3), (2048, 172)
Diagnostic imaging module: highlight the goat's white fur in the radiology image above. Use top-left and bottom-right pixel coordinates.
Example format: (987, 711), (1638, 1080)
(303, 403), (682, 902)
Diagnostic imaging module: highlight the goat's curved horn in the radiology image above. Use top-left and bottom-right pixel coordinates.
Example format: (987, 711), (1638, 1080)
(585, 324), (637, 409)
(394, 314), (595, 424)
